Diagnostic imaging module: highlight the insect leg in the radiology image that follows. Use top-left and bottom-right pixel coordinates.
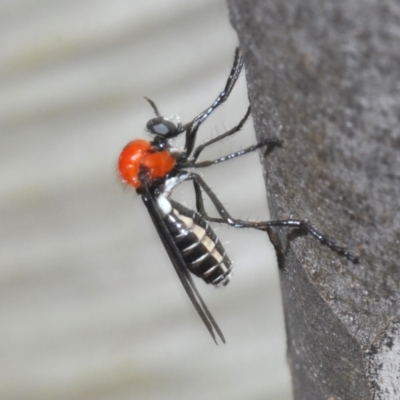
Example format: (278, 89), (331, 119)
(182, 49), (243, 128)
(189, 173), (358, 263)
(191, 138), (282, 168)
(190, 106), (251, 163)
(182, 48), (244, 156)
(260, 219), (359, 263)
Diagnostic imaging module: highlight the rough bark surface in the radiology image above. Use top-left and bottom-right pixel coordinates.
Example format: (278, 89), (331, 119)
(228, 1), (400, 399)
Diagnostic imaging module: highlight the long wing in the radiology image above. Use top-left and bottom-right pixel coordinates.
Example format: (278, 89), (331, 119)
(140, 182), (225, 344)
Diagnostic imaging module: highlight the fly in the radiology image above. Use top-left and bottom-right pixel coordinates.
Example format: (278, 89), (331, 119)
(118, 48), (358, 344)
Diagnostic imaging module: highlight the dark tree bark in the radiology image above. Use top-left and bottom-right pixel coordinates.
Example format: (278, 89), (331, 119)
(228, 1), (400, 399)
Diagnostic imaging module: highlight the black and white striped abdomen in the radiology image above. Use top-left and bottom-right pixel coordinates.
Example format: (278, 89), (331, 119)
(163, 199), (232, 287)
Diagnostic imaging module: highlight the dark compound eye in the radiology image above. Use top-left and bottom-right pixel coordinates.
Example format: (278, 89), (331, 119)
(146, 117), (178, 138)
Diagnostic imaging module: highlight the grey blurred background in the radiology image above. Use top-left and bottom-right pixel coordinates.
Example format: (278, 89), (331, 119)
(0, 1), (292, 399)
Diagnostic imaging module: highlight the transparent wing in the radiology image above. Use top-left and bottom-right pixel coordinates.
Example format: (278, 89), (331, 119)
(140, 181), (225, 344)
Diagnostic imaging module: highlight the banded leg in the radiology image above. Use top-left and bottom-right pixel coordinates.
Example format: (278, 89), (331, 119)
(191, 138), (282, 168)
(190, 106), (251, 163)
(182, 48), (244, 156)
(193, 178), (286, 268)
(190, 173), (358, 263)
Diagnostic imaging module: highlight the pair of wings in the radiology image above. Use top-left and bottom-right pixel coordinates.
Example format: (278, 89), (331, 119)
(140, 181), (225, 344)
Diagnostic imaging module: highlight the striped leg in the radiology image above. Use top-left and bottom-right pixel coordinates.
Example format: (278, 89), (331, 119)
(190, 106), (251, 163)
(189, 173), (358, 263)
(191, 137), (282, 168)
(181, 48), (244, 157)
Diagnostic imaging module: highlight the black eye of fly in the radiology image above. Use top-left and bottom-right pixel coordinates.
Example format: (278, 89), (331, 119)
(146, 117), (178, 138)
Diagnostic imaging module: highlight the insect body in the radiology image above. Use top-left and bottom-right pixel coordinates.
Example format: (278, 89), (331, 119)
(165, 200), (233, 287)
(118, 49), (357, 344)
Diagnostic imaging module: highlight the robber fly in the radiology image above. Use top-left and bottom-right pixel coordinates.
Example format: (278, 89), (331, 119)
(118, 48), (358, 344)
